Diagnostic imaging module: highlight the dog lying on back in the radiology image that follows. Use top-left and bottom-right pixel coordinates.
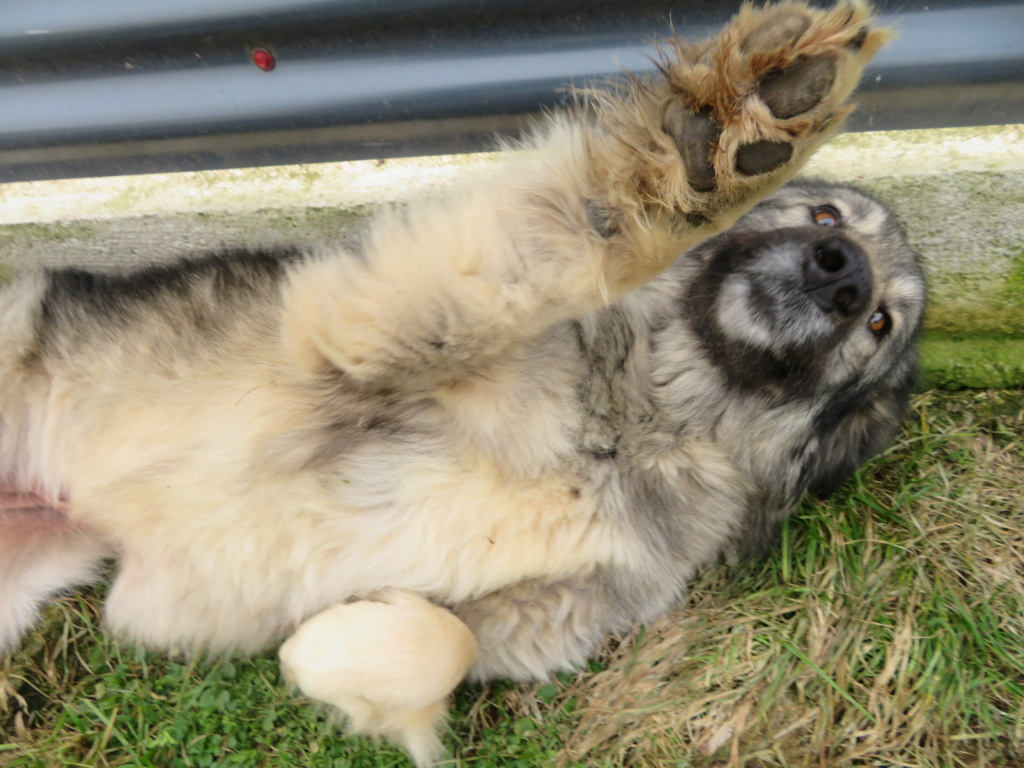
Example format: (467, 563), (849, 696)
(0, 2), (922, 764)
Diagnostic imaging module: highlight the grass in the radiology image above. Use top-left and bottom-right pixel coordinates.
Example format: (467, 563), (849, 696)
(2, 390), (1023, 768)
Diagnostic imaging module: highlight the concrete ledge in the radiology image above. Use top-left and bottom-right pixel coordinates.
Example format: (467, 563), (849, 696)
(921, 338), (1024, 390)
(1, 125), (1022, 390)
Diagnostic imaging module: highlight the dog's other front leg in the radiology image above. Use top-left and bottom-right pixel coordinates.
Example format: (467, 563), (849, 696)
(279, 590), (477, 767)
(282, 1), (888, 390)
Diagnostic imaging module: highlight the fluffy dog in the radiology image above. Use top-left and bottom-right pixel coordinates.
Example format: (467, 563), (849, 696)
(0, 2), (919, 764)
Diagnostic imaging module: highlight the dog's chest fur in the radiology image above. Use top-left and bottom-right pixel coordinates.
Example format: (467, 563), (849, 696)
(341, 280), (754, 606)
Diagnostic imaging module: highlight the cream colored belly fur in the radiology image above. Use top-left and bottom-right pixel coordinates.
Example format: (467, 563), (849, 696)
(43, 362), (632, 653)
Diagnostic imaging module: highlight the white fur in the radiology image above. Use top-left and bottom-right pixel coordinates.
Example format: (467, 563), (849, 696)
(280, 590), (477, 767)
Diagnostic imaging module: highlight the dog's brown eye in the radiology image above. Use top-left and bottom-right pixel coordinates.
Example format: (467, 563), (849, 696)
(812, 206), (840, 227)
(868, 310), (891, 337)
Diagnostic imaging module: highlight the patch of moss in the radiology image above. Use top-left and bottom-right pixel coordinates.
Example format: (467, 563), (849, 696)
(923, 305), (1024, 339)
(1003, 248), (1024, 299)
(922, 250), (1024, 340)
(0, 220), (97, 243)
(919, 334), (1024, 390)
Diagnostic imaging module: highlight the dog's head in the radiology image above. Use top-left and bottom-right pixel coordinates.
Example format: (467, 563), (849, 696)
(684, 180), (925, 506)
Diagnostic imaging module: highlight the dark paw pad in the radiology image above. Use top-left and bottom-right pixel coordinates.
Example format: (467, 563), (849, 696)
(757, 55), (837, 119)
(742, 11), (811, 53)
(663, 102), (721, 193)
(736, 140), (793, 176)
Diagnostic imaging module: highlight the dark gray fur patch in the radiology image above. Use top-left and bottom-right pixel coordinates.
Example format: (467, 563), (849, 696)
(805, 361), (918, 499)
(619, 466), (692, 563)
(585, 199), (619, 239)
(735, 489), (793, 556)
(757, 56), (836, 119)
(455, 556), (682, 682)
(663, 103), (720, 193)
(41, 249), (294, 324)
(735, 140), (794, 176)
(37, 248), (299, 358)
(570, 311), (650, 460)
(453, 575), (616, 681)
(307, 409), (409, 469)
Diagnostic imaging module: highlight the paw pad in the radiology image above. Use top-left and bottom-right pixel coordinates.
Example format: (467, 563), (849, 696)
(757, 55), (837, 119)
(663, 102), (721, 193)
(735, 140), (794, 176)
(652, 1), (887, 199)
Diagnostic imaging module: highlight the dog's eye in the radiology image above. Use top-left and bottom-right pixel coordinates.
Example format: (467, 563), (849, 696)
(868, 309), (891, 337)
(811, 206), (840, 227)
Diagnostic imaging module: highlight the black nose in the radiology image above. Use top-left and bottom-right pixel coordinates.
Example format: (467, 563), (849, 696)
(803, 236), (872, 316)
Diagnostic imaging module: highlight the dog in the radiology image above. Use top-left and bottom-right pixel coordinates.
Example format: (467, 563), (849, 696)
(0, 2), (918, 764)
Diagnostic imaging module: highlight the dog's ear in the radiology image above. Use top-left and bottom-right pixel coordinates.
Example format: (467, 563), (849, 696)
(807, 375), (915, 499)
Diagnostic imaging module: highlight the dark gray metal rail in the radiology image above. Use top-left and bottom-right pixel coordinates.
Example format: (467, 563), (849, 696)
(1, 0), (1022, 182)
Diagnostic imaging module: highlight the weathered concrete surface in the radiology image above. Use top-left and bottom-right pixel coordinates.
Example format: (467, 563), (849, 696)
(1, 125), (1022, 389)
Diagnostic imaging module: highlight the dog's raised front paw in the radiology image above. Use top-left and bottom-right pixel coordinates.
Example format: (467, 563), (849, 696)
(595, 0), (890, 235)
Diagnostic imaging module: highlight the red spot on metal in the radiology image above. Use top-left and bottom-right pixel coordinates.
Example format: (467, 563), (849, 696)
(252, 49), (276, 72)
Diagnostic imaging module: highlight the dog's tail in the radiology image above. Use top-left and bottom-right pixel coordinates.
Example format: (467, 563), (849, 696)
(0, 272), (109, 654)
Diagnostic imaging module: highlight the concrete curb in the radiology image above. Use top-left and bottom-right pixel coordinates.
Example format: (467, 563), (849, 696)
(1, 125), (1022, 390)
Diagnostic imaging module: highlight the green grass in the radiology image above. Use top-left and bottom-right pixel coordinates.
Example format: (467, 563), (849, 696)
(920, 336), (1024, 389)
(3, 391), (1023, 768)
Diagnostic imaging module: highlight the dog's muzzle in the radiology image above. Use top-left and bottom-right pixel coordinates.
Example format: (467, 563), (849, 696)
(802, 235), (872, 316)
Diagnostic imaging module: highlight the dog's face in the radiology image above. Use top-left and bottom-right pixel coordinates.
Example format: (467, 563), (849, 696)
(684, 181), (925, 507)
(687, 181), (925, 392)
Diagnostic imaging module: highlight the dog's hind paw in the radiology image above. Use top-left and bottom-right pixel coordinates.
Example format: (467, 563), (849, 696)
(593, 0), (890, 237)
(279, 591), (478, 767)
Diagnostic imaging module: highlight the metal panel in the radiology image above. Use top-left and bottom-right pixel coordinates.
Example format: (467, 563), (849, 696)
(0, 0), (1021, 181)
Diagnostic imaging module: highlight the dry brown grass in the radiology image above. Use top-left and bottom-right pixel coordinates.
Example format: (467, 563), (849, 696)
(528, 391), (1024, 768)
